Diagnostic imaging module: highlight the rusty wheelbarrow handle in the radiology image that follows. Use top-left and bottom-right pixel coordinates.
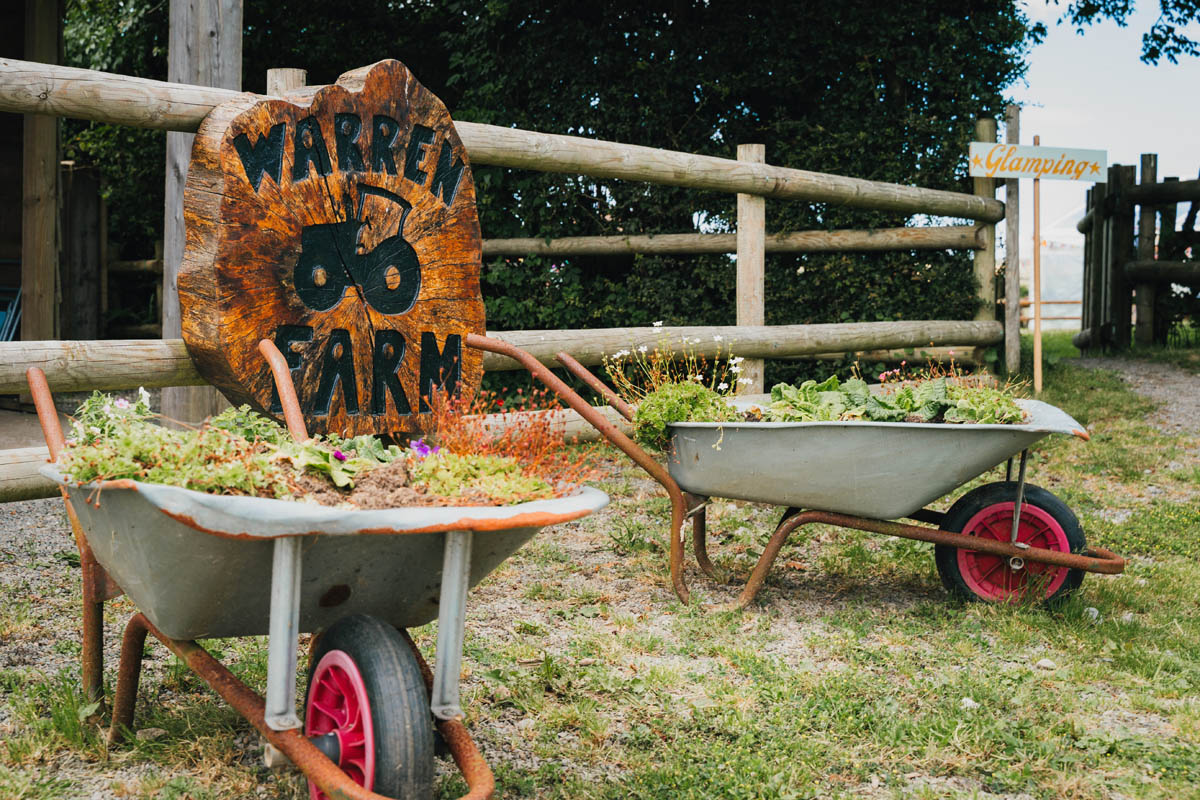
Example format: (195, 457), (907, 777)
(462, 334), (694, 604)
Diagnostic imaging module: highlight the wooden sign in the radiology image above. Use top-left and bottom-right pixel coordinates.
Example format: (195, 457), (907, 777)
(180, 60), (484, 438)
(968, 142), (1107, 182)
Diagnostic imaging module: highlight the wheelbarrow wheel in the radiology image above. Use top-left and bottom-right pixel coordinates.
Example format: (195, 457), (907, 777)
(304, 614), (433, 800)
(934, 482), (1086, 605)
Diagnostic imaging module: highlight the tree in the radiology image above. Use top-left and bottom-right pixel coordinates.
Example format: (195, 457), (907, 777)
(1064, 0), (1200, 63)
(63, 0), (1042, 360)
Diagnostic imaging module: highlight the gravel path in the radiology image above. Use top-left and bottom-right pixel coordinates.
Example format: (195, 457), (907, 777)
(1069, 356), (1200, 436)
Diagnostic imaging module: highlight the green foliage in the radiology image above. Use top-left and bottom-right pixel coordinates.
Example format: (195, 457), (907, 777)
(63, 0), (1041, 328)
(766, 375), (1025, 423)
(409, 451), (550, 500)
(1064, 0), (1200, 63)
(60, 394), (551, 502)
(631, 382), (738, 450)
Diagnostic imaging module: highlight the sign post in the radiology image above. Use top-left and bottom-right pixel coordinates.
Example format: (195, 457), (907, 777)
(968, 139), (1106, 393)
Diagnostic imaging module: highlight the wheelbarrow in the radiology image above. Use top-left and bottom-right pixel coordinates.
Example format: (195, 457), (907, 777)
(27, 337), (609, 800)
(484, 346), (1127, 609)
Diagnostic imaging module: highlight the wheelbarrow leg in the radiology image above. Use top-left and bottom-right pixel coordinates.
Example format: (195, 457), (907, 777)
(432, 530), (472, 721)
(108, 612), (150, 744)
(686, 494), (718, 580)
(265, 536), (303, 731)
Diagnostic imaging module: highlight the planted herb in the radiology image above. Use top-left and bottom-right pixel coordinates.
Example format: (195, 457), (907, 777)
(59, 391), (596, 506)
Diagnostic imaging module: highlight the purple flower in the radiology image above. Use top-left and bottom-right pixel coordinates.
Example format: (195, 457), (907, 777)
(333, 450), (347, 462)
(410, 438), (440, 458)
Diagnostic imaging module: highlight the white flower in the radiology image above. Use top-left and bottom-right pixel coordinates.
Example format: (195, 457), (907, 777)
(718, 382), (729, 391)
(738, 377), (752, 385)
(138, 386), (151, 406)
(652, 320), (663, 327)
(638, 345), (648, 353)
(691, 374), (703, 382)
(113, 398), (130, 410)
(730, 363), (742, 373)
(730, 356), (744, 364)
(713, 335), (723, 342)
(613, 349), (630, 358)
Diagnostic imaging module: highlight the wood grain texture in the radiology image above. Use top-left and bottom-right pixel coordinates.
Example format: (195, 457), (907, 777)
(1003, 105), (1021, 375)
(972, 119), (997, 323)
(736, 144), (766, 393)
(482, 226), (980, 256)
(0, 321), (1003, 395)
(1134, 154), (1157, 346)
(179, 60), (484, 437)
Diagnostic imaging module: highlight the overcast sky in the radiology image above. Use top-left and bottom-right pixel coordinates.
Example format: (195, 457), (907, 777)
(1011, 2), (1200, 245)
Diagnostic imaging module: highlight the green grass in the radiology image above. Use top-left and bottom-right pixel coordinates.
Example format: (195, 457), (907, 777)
(2, 335), (1198, 798)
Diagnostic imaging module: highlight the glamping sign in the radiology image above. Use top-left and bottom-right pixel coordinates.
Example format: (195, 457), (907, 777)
(968, 143), (1107, 182)
(179, 60), (485, 437)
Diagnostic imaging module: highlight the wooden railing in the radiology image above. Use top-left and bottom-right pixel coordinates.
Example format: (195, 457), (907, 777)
(0, 57), (1007, 501)
(1075, 154), (1199, 349)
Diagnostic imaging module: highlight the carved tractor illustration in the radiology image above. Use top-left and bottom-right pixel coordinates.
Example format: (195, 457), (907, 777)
(294, 184), (421, 315)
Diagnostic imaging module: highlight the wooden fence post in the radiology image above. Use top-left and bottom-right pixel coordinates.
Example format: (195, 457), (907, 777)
(1134, 154), (1157, 346)
(20, 0), (60, 343)
(1088, 179), (1109, 349)
(161, 0), (242, 425)
(736, 143), (766, 393)
(1109, 165), (1136, 350)
(1156, 177), (1179, 345)
(1080, 187), (1093, 339)
(1003, 106), (1020, 374)
(973, 119), (997, 324)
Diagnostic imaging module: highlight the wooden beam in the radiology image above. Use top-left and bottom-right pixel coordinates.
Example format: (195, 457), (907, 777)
(482, 226), (980, 257)
(1003, 105), (1020, 375)
(1124, 261), (1200, 283)
(1109, 165), (1137, 350)
(1076, 207), (1094, 234)
(20, 1), (59, 342)
(736, 143), (766, 393)
(973, 118), (997, 322)
(0, 321), (1003, 394)
(0, 59), (1005, 221)
(1127, 177), (1200, 205)
(160, 0), (242, 425)
(0, 445), (55, 502)
(1134, 154), (1157, 346)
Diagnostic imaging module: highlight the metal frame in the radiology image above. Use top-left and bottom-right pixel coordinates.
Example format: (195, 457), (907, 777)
(463, 339), (1127, 609)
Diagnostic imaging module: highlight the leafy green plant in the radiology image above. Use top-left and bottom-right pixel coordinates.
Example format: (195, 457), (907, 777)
(766, 375), (1025, 424)
(631, 382), (739, 450)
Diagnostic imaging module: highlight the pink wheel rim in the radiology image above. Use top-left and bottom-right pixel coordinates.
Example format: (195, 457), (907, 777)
(957, 501), (1071, 602)
(305, 650), (376, 800)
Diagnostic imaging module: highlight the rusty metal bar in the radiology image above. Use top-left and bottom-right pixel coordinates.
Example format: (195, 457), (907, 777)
(26, 366), (110, 701)
(258, 339), (311, 442)
(726, 509), (1126, 610)
(554, 350), (635, 422)
(465, 334), (692, 603)
(685, 493), (717, 580)
(398, 629), (495, 800)
(109, 612), (151, 743)
(112, 613), (494, 800)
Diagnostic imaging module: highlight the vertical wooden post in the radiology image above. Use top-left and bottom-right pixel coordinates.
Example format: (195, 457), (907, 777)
(1080, 187), (1092, 337)
(59, 165), (103, 339)
(20, 0), (60, 343)
(1108, 164), (1136, 350)
(1156, 177), (1179, 345)
(1087, 178), (1110, 348)
(1134, 154), (1157, 346)
(973, 119), (997, 323)
(736, 143), (766, 393)
(1032, 135), (1042, 393)
(1003, 106), (1020, 375)
(161, 0), (243, 424)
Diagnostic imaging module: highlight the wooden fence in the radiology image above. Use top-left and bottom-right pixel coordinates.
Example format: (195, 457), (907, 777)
(1075, 154), (1200, 349)
(0, 57), (1008, 501)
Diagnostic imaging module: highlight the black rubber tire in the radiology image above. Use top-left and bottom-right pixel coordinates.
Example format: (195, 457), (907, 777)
(934, 481), (1086, 605)
(305, 614), (434, 799)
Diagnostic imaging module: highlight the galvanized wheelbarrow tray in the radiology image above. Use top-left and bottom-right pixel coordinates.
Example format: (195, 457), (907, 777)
(26, 338), (609, 800)
(502, 348), (1127, 610)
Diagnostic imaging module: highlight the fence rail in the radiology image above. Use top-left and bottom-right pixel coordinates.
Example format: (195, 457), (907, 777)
(0, 58), (1003, 223)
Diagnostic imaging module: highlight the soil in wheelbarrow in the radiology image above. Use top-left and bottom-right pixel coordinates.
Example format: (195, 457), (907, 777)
(292, 459), (495, 509)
